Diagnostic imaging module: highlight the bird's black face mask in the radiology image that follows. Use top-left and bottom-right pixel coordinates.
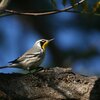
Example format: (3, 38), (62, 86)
(40, 40), (48, 50)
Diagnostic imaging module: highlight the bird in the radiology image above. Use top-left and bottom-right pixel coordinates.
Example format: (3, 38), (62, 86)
(0, 39), (54, 71)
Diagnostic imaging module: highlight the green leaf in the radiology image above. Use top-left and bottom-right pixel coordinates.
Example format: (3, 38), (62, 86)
(51, 0), (57, 9)
(81, 0), (88, 12)
(70, 0), (78, 9)
(62, 0), (67, 6)
(93, 1), (100, 13)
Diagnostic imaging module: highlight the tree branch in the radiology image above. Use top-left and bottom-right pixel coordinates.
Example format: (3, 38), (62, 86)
(4, 0), (85, 16)
(0, 67), (98, 100)
(0, 0), (10, 10)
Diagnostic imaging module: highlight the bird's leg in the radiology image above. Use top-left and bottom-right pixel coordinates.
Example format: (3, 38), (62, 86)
(27, 66), (43, 74)
(34, 66), (50, 73)
(41, 67), (50, 73)
(37, 66), (44, 70)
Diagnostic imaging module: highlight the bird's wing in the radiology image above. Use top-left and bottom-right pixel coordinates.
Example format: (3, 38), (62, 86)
(8, 57), (20, 63)
(9, 52), (42, 64)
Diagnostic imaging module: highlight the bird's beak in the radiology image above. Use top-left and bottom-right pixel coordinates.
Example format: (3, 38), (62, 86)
(48, 38), (54, 42)
(42, 38), (54, 50)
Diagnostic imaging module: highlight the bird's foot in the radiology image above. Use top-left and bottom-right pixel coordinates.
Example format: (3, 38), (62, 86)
(28, 67), (44, 74)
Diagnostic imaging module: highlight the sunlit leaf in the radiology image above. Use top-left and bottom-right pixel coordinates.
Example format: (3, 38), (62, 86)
(81, 0), (88, 12)
(93, 1), (100, 13)
(62, 0), (67, 6)
(51, 0), (57, 9)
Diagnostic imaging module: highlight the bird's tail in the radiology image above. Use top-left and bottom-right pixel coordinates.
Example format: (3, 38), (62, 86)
(0, 65), (12, 69)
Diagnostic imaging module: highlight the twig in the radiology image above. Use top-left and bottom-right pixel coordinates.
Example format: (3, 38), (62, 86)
(4, 0), (85, 16)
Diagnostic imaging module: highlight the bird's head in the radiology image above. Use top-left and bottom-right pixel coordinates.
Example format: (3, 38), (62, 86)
(35, 39), (54, 51)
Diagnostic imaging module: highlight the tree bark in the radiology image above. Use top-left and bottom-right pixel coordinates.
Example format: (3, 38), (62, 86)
(0, 67), (99, 100)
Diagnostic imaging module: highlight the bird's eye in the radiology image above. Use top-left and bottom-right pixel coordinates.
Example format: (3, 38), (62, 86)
(42, 40), (46, 42)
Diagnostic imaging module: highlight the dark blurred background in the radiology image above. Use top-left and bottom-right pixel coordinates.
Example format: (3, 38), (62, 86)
(0, 0), (100, 75)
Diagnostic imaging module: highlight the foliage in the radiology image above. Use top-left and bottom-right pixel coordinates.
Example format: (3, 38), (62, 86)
(93, 1), (100, 13)
(62, 0), (67, 6)
(0, 0), (100, 17)
(81, 0), (88, 12)
(51, 0), (57, 9)
(51, 0), (100, 16)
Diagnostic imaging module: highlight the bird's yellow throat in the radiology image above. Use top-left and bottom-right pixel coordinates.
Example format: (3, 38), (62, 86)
(42, 41), (49, 50)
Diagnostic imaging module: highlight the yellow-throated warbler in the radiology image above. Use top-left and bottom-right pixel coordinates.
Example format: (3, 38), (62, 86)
(0, 39), (54, 71)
